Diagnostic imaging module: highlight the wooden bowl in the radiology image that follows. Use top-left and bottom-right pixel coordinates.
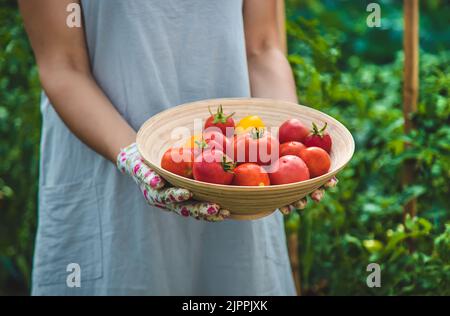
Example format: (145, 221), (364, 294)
(137, 98), (354, 220)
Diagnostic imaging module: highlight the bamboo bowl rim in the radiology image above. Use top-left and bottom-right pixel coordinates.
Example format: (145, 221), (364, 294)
(137, 97), (355, 191)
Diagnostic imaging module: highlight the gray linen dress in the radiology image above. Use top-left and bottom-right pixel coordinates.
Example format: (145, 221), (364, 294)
(32, 0), (296, 295)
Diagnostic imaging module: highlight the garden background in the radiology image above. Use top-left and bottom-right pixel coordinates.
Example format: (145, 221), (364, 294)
(0, 0), (449, 295)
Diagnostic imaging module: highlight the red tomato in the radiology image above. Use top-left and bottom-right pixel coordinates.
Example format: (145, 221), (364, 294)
(269, 155), (310, 185)
(233, 128), (279, 165)
(278, 119), (309, 144)
(193, 149), (235, 185)
(161, 147), (195, 178)
(203, 128), (232, 153)
(204, 105), (235, 136)
(279, 141), (306, 158)
(303, 122), (332, 153)
(299, 146), (331, 178)
(232, 163), (270, 186)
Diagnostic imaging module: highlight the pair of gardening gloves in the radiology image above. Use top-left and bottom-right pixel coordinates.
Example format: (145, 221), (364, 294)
(117, 143), (338, 222)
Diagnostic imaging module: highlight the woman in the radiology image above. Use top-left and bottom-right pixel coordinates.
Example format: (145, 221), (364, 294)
(20, 0), (333, 295)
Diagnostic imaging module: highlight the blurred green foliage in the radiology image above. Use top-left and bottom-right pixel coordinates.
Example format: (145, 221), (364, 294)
(0, 0), (449, 295)
(0, 0), (41, 295)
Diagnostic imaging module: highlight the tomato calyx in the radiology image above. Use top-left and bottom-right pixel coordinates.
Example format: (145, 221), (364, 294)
(311, 122), (328, 138)
(194, 139), (208, 149)
(221, 155), (236, 174)
(208, 104), (235, 124)
(249, 127), (266, 140)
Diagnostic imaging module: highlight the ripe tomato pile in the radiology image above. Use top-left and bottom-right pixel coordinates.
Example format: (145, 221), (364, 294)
(160, 105), (333, 186)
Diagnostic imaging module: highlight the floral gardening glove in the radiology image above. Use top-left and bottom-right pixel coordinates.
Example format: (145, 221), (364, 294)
(279, 177), (339, 215)
(117, 143), (230, 221)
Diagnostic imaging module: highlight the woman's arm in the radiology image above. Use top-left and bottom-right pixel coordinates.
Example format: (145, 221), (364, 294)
(19, 0), (135, 162)
(243, 0), (298, 103)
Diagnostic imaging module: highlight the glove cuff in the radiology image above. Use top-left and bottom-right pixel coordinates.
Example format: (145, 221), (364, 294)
(117, 142), (140, 175)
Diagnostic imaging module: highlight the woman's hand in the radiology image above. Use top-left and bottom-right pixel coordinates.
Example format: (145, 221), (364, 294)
(279, 177), (339, 215)
(117, 143), (230, 221)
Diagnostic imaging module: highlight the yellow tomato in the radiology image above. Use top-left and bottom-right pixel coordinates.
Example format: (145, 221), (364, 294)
(183, 134), (203, 148)
(235, 115), (265, 135)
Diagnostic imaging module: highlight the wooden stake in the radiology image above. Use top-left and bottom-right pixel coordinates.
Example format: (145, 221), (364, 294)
(403, 0), (419, 219)
(288, 232), (301, 295)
